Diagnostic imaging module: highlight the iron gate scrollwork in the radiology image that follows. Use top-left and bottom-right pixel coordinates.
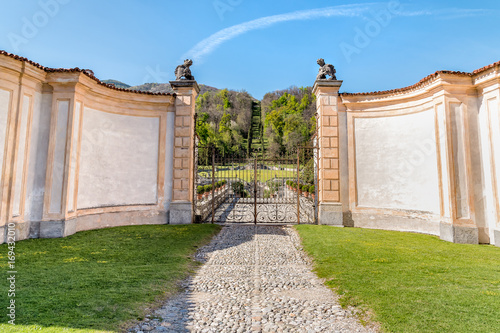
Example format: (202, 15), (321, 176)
(194, 144), (318, 224)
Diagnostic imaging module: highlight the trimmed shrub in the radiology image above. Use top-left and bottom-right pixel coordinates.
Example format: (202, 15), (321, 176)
(197, 186), (205, 195)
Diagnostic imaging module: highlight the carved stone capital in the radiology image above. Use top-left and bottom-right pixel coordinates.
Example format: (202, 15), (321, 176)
(312, 80), (343, 95)
(169, 80), (200, 94)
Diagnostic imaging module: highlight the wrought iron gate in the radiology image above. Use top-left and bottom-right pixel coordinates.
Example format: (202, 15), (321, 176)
(193, 144), (318, 224)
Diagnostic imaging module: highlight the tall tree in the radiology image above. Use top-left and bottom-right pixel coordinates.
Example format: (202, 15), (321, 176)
(262, 86), (316, 158)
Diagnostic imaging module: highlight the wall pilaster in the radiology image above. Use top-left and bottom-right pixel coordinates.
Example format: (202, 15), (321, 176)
(439, 91), (479, 244)
(169, 80), (199, 224)
(312, 80), (344, 225)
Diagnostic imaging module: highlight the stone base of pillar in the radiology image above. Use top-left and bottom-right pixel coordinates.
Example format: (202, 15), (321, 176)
(40, 219), (78, 238)
(169, 202), (193, 225)
(14, 221), (31, 241)
(1, 222), (33, 243)
(318, 202), (343, 226)
(494, 229), (500, 247)
(439, 222), (478, 244)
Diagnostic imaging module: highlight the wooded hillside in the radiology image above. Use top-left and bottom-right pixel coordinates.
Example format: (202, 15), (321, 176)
(261, 86), (316, 158)
(195, 89), (255, 157)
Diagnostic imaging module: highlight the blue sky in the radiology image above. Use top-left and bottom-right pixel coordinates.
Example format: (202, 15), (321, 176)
(0, 0), (499, 99)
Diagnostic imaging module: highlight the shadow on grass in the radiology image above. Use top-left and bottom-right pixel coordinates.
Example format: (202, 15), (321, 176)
(0, 224), (221, 332)
(0, 223), (291, 332)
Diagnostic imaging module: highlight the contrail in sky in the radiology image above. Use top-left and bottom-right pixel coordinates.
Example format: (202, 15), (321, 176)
(182, 4), (373, 62)
(182, 4), (490, 63)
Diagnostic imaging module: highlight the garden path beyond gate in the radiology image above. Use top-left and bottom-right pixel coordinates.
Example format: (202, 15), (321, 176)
(194, 145), (318, 224)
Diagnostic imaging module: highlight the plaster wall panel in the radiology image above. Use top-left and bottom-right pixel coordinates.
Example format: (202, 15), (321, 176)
(12, 95), (31, 216)
(77, 108), (159, 209)
(0, 89), (10, 184)
(25, 92), (51, 221)
(49, 100), (69, 214)
(354, 110), (440, 214)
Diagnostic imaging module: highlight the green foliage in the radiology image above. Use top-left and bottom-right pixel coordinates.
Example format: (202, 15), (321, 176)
(301, 184), (309, 191)
(215, 180), (226, 188)
(231, 181), (246, 197)
(197, 185), (205, 194)
(196, 88), (254, 157)
(203, 184), (212, 193)
(296, 226), (500, 333)
(309, 185), (315, 193)
(0, 225), (221, 332)
(301, 158), (315, 185)
(219, 113), (232, 133)
(262, 86), (316, 158)
(265, 108), (285, 137)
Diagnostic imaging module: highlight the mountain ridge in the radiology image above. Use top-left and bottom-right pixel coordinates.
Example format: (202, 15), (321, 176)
(102, 79), (220, 95)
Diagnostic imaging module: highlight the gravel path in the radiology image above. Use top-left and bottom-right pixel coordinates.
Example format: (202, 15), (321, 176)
(129, 225), (376, 333)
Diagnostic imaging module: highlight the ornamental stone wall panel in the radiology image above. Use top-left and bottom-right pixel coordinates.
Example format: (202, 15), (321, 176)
(0, 50), (499, 246)
(0, 52), (181, 242)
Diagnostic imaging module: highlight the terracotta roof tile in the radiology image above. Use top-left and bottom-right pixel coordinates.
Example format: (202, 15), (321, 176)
(340, 61), (500, 97)
(0, 50), (174, 96)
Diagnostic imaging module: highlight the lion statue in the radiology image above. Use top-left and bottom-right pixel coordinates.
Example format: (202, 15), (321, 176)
(175, 59), (194, 80)
(316, 58), (336, 80)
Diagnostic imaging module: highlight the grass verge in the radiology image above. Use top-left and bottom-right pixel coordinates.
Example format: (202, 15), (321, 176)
(295, 225), (500, 333)
(0, 224), (221, 332)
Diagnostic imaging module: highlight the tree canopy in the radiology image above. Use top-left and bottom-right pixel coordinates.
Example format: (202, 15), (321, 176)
(262, 86), (316, 158)
(195, 89), (254, 158)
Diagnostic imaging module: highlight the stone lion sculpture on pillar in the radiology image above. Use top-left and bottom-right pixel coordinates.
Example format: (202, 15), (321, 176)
(175, 59), (194, 80)
(316, 58), (336, 80)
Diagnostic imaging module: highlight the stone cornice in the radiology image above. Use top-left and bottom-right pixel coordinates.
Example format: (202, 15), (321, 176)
(340, 61), (500, 98)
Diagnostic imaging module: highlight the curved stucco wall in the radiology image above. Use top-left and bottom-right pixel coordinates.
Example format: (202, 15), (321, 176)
(339, 67), (500, 245)
(0, 52), (183, 242)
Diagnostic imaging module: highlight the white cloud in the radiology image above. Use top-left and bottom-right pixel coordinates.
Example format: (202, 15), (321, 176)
(182, 4), (493, 63)
(182, 4), (374, 63)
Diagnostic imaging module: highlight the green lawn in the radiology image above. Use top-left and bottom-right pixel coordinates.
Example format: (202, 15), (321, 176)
(0, 224), (221, 332)
(295, 225), (500, 333)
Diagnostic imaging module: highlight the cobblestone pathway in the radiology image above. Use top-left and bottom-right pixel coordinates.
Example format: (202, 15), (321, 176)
(130, 225), (376, 333)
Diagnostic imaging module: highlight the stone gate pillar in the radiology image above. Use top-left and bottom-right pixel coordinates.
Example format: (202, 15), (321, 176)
(313, 80), (345, 225)
(169, 80), (199, 224)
